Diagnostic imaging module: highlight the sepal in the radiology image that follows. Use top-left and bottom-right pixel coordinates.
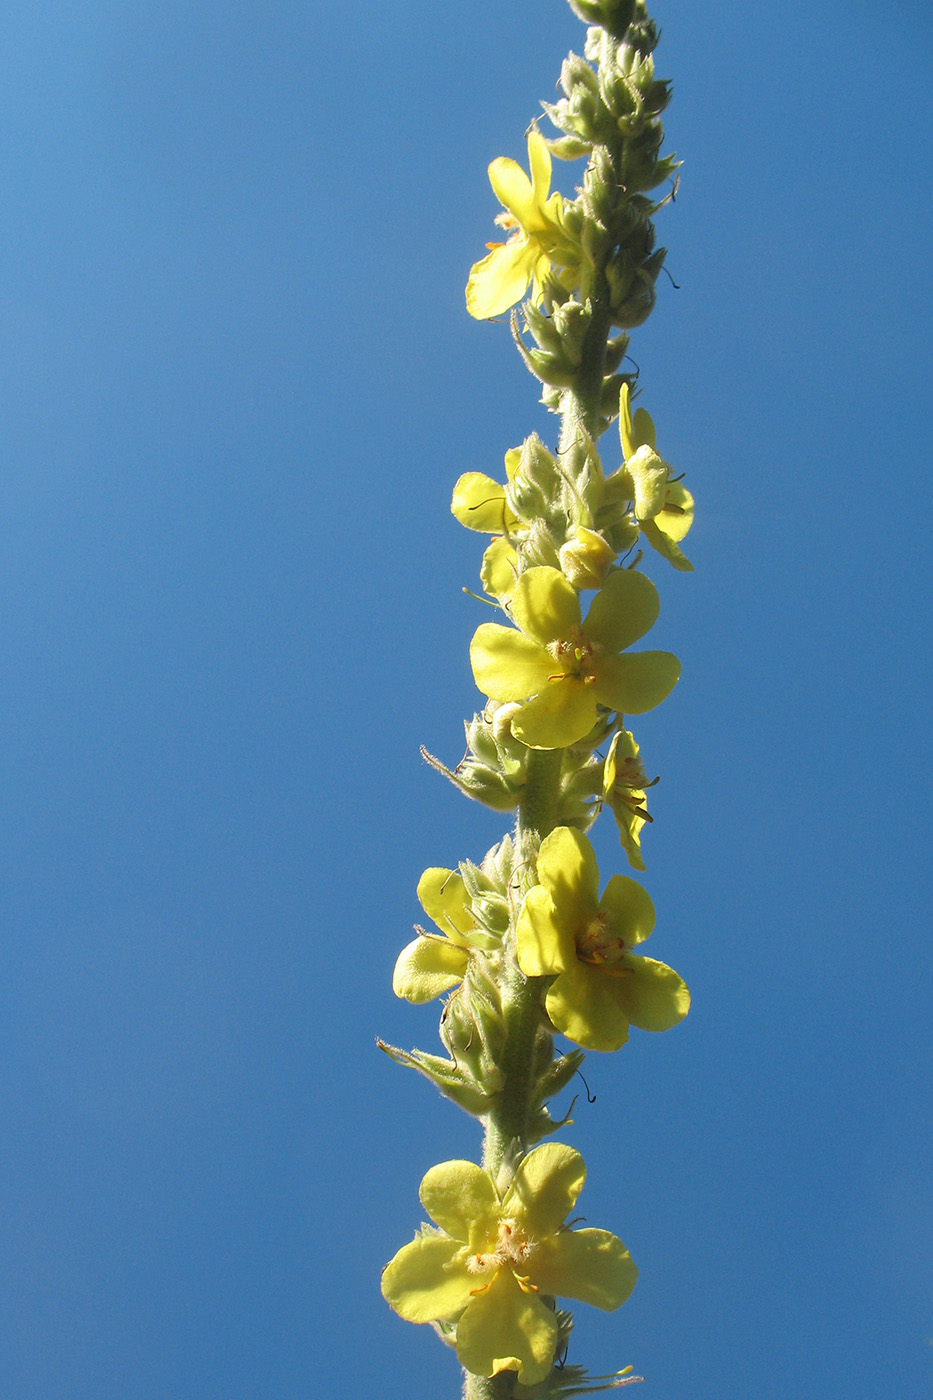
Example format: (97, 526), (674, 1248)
(514, 1363), (643, 1398)
(421, 722), (526, 811)
(376, 1039), (497, 1116)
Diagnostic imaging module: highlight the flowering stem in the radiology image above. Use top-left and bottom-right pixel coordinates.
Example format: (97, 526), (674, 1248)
(518, 747), (564, 843)
(481, 957), (547, 1177)
(463, 1369), (517, 1400)
(561, 288), (612, 448)
(386, 8), (690, 1397)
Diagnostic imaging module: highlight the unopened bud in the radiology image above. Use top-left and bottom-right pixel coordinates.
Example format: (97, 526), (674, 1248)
(560, 526), (616, 589)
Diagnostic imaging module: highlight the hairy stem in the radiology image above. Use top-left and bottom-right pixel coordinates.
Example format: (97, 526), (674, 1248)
(463, 1369), (518, 1400)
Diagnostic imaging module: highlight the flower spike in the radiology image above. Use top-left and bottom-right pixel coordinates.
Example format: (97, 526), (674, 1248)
(382, 2), (697, 1391)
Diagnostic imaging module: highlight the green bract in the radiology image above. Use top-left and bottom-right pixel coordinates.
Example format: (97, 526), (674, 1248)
(393, 868), (493, 1005)
(470, 565), (680, 749)
(466, 131), (582, 320)
(516, 827), (689, 1051)
(380, 1144), (637, 1386)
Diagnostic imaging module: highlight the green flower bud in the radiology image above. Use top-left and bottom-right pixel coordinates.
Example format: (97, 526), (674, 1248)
(609, 269), (656, 328)
(522, 299), (565, 355)
(580, 215), (612, 266)
(550, 297), (592, 367)
(519, 433), (561, 499)
(513, 340), (582, 389)
(471, 894), (511, 938)
(581, 149), (618, 226)
(481, 832), (517, 890)
(604, 331), (631, 375)
(439, 963), (507, 1092)
(532, 1045), (587, 1110)
(560, 51), (599, 98)
(522, 519), (562, 571)
(544, 132), (594, 161)
(567, 0), (637, 41)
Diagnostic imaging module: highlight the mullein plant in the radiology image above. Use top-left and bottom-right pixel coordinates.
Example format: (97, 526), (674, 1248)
(380, 2), (694, 1395)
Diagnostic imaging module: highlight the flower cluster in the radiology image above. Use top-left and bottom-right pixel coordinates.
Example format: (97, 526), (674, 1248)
(381, 3), (694, 1395)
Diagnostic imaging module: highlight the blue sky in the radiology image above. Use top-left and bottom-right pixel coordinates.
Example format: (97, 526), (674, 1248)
(1, 2), (931, 1397)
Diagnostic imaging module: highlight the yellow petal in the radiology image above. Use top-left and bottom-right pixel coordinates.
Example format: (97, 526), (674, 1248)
(536, 826), (600, 925)
(455, 1268), (558, 1386)
(480, 537), (519, 599)
(419, 1159), (499, 1246)
(466, 239), (537, 320)
(613, 954), (690, 1031)
(470, 624), (553, 702)
(392, 936), (469, 1004)
(597, 873), (656, 947)
(381, 1235), (474, 1323)
(516, 887), (577, 977)
(631, 404), (656, 451)
(546, 961), (631, 1052)
(618, 383), (656, 458)
(584, 568), (660, 652)
(488, 154), (536, 227)
(642, 518), (694, 571)
(593, 650), (680, 715)
(450, 473), (516, 533)
(502, 1143), (586, 1237)
(511, 566), (581, 646)
(618, 383), (636, 460)
(657, 481), (694, 543)
(417, 868), (473, 942)
(525, 130), (554, 228)
(531, 1229), (638, 1311)
(509, 678), (597, 749)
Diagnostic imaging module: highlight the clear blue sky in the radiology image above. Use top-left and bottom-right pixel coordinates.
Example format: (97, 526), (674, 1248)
(1, 2), (931, 1397)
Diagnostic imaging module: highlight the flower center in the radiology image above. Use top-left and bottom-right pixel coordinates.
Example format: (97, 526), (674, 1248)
(576, 913), (627, 967)
(609, 755), (657, 821)
(466, 1218), (538, 1277)
(614, 754), (649, 790)
(548, 629), (596, 683)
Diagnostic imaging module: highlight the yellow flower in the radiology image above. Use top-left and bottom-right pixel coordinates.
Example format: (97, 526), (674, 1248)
(615, 383), (695, 571)
(603, 728), (657, 872)
(470, 565), (680, 750)
(451, 448), (523, 600)
(466, 131), (581, 320)
(381, 1144), (637, 1386)
(516, 827), (689, 1052)
(393, 868), (494, 1005)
